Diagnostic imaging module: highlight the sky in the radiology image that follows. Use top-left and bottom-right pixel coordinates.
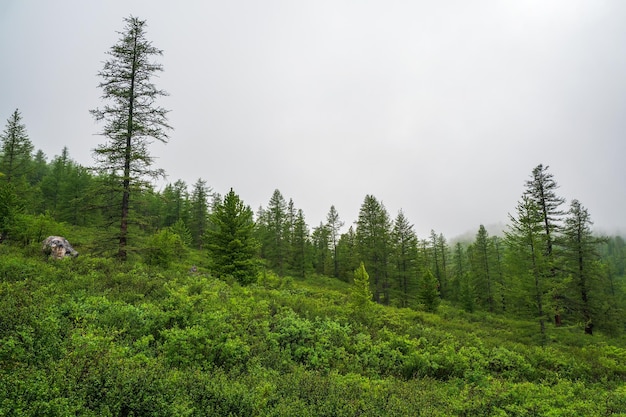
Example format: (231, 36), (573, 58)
(1, 0), (625, 239)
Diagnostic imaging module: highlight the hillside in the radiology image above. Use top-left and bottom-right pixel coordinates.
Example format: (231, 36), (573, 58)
(1, 245), (625, 416)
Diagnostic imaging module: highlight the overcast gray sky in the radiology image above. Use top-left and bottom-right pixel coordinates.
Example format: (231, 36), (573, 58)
(1, 0), (625, 239)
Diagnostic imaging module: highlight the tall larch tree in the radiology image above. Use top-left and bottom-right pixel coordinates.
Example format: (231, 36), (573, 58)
(525, 164), (566, 324)
(90, 16), (171, 260)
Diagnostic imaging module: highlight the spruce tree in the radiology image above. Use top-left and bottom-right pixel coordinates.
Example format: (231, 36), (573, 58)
(90, 16), (171, 260)
(206, 188), (259, 285)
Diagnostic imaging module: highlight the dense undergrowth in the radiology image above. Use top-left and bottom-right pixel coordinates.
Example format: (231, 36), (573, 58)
(1, 244), (625, 416)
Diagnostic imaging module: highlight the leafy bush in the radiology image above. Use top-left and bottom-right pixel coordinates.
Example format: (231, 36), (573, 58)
(144, 228), (186, 268)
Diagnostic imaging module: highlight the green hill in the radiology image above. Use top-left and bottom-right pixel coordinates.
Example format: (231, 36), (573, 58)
(1, 245), (625, 416)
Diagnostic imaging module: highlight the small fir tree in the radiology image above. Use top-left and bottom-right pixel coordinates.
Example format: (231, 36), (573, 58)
(206, 188), (259, 285)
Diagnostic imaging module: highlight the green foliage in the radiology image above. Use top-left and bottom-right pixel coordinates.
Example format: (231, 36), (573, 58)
(144, 228), (186, 268)
(5, 212), (67, 247)
(90, 16), (171, 261)
(418, 269), (441, 312)
(0, 181), (20, 238)
(0, 109), (34, 184)
(351, 262), (373, 314)
(206, 188), (259, 285)
(1, 244), (626, 416)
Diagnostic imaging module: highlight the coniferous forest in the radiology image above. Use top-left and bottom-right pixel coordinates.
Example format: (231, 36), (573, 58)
(1, 16), (625, 416)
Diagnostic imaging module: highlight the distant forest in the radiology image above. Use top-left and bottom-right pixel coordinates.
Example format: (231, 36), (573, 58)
(1, 16), (624, 339)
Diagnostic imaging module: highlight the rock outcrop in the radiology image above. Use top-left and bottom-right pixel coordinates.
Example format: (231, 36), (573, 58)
(42, 236), (79, 259)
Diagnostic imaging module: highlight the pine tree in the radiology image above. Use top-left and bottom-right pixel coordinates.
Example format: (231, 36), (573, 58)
(206, 188), (259, 285)
(0, 109), (33, 184)
(90, 16), (171, 260)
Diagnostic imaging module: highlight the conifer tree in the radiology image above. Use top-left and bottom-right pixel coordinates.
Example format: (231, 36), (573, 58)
(356, 195), (392, 304)
(206, 188), (259, 285)
(161, 180), (189, 228)
(426, 231), (450, 299)
(40, 147), (70, 215)
(506, 195), (548, 343)
(419, 269), (440, 312)
(188, 179), (211, 249)
(90, 16), (171, 260)
(0, 109), (33, 184)
(491, 236), (507, 312)
(290, 209), (311, 278)
(449, 242), (467, 303)
(525, 164), (566, 324)
(351, 262), (374, 318)
(262, 189), (289, 275)
(311, 222), (332, 275)
(391, 210), (419, 307)
(336, 226), (359, 281)
(560, 200), (602, 334)
(326, 205), (344, 278)
(470, 225), (495, 312)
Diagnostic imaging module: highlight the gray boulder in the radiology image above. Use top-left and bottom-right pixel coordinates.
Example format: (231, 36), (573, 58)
(42, 236), (78, 259)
